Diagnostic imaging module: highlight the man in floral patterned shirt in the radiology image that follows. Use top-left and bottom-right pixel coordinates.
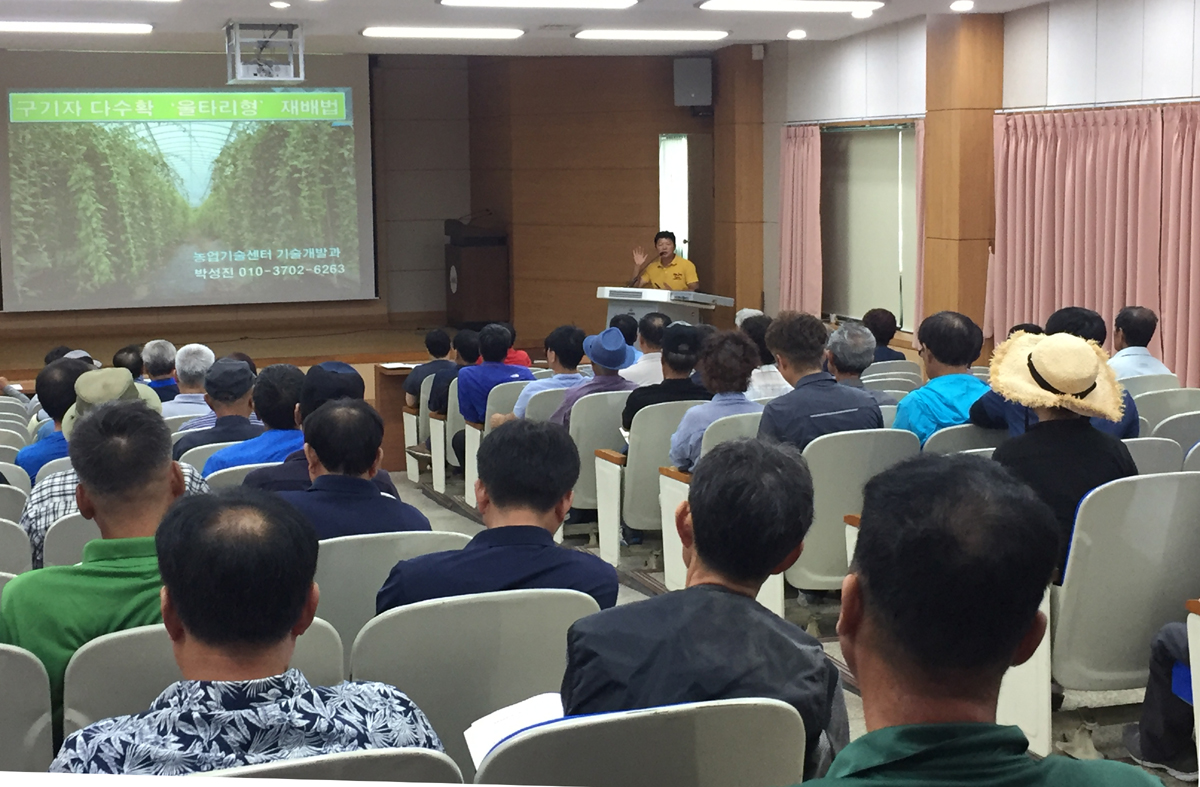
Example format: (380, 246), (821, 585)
(51, 487), (442, 775)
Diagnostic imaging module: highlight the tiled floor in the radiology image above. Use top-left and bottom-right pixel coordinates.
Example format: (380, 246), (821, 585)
(394, 470), (1181, 785)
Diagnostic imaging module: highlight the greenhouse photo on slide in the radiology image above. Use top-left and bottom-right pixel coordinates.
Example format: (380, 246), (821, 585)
(7, 109), (361, 312)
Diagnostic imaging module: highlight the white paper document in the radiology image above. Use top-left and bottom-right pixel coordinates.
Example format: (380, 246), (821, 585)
(380, 362), (419, 370)
(463, 692), (565, 769)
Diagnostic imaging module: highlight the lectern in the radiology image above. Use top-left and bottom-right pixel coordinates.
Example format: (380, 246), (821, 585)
(597, 287), (735, 325)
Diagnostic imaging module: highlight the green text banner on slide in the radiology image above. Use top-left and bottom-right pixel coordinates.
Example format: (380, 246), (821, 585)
(5, 88), (371, 313)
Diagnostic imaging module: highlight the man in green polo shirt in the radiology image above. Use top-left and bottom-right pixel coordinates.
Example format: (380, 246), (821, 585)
(805, 454), (1158, 786)
(0, 393), (184, 744)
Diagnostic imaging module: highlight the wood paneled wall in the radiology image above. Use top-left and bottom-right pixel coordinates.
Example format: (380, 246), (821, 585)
(923, 15), (1005, 326)
(469, 56), (713, 341)
(713, 46), (765, 326)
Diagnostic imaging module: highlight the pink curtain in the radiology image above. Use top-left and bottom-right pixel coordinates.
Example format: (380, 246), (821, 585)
(779, 125), (822, 314)
(911, 119), (926, 347)
(985, 108), (1163, 351)
(1161, 105), (1200, 387)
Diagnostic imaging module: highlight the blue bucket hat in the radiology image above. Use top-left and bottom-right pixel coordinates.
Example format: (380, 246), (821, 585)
(583, 327), (637, 371)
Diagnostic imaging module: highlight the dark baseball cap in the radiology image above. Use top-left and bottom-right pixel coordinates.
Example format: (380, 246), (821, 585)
(205, 358), (255, 401)
(662, 323), (703, 357)
(300, 361), (365, 421)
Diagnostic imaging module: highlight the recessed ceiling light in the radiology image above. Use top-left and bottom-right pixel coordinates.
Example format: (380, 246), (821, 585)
(700, 0), (884, 12)
(441, 0), (636, 7)
(851, 8), (873, 17)
(949, 0), (974, 10)
(0, 21), (153, 34)
(576, 29), (729, 40)
(270, 1), (290, 7)
(787, 29), (807, 39)
(362, 27), (526, 39)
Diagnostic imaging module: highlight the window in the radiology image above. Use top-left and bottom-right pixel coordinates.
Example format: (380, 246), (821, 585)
(658, 134), (690, 259)
(820, 125), (918, 330)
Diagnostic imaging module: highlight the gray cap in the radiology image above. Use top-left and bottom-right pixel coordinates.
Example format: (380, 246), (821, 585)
(205, 358), (255, 401)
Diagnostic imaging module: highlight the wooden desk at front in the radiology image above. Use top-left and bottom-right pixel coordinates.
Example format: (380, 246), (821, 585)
(374, 365), (413, 473)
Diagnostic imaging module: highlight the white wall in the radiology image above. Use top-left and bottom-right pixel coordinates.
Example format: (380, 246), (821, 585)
(1005, 0), (1200, 108)
(762, 17), (926, 315)
(374, 55), (471, 317)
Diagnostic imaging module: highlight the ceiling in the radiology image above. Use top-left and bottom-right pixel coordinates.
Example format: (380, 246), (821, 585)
(2, 0), (1048, 55)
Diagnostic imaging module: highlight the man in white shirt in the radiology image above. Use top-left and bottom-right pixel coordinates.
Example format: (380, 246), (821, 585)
(161, 344), (216, 419)
(620, 312), (670, 387)
(1109, 306), (1173, 380)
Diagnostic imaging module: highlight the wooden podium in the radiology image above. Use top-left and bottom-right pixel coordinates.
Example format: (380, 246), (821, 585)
(597, 287), (735, 325)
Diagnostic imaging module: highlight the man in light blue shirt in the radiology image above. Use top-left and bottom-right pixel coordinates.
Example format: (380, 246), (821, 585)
(161, 344), (216, 420)
(203, 365), (305, 476)
(895, 311), (990, 444)
(492, 326), (586, 426)
(15, 358), (92, 481)
(671, 331), (764, 471)
(1109, 306), (1173, 380)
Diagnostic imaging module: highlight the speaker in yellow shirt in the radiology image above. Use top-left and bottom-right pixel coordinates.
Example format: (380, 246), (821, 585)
(630, 231), (700, 292)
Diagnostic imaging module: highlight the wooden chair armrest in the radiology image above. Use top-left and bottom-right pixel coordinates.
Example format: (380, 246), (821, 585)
(660, 467), (692, 484)
(403, 405), (420, 416)
(844, 515), (861, 528)
(596, 449), (627, 466)
(430, 412), (447, 422)
(1186, 599), (1200, 617)
(466, 421), (484, 431)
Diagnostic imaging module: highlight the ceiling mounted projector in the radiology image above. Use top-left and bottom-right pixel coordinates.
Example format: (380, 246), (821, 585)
(226, 22), (305, 84)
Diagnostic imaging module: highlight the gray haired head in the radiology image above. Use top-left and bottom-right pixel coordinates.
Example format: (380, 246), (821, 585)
(175, 344), (216, 388)
(142, 339), (178, 378)
(827, 323), (877, 375)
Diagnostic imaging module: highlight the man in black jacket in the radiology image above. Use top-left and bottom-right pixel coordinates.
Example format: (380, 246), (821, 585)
(559, 438), (848, 779)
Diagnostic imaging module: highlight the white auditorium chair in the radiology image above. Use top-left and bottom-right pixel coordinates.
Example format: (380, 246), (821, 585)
(861, 370), (921, 386)
(0, 485), (28, 525)
(474, 699), (805, 787)
(959, 447), (996, 458)
(862, 359), (920, 377)
(0, 445), (19, 465)
(971, 365), (991, 381)
(163, 414), (194, 433)
(350, 589), (599, 780)
(786, 430), (920, 592)
(0, 398), (29, 419)
(698, 412), (762, 457)
(523, 387), (568, 422)
(34, 455), (72, 484)
(1153, 412), (1200, 456)
(429, 380), (465, 494)
(179, 441), (242, 474)
(1133, 389), (1200, 433)
(43, 513), (99, 568)
(206, 748), (464, 782)
(0, 462), (31, 496)
(463, 381), (532, 509)
(1052, 473), (1200, 697)
(206, 462), (279, 490)
(567, 390), (631, 513)
(1122, 437), (1184, 475)
(1139, 416), (1151, 436)
(0, 419), (31, 443)
(880, 404), (897, 427)
(63, 618), (345, 738)
(0, 570), (15, 598)
(0, 428), (27, 450)
(1121, 373), (1181, 398)
(0, 519), (31, 575)
(403, 375), (439, 484)
(314, 531), (471, 674)
(1187, 443), (1200, 471)
(922, 424), (1009, 454)
(596, 400), (702, 567)
(531, 368), (554, 380)
(861, 376), (918, 393)
(0, 644), (54, 773)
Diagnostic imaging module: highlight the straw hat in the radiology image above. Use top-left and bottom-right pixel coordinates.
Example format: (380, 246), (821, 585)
(989, 331), (1124, 422)
(62, 368), (163, 439)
